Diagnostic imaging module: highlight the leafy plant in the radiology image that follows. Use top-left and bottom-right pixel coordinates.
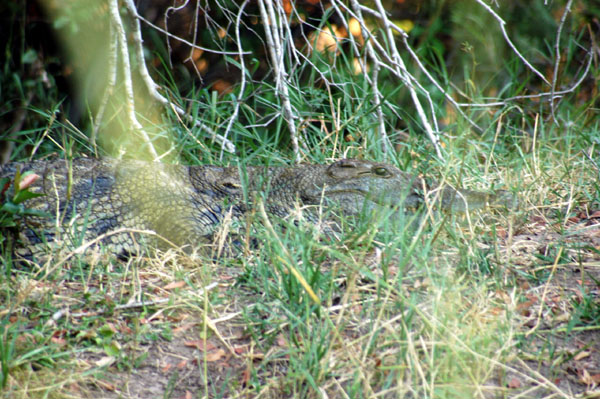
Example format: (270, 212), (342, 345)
(0, 169), (46, 228)
(0, 168), (49, 261)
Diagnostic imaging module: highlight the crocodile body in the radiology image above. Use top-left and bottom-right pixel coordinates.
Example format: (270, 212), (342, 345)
(0, 158), (513, 258)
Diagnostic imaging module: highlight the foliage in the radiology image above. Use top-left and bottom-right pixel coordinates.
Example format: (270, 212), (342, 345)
(0, 0), (599, 398)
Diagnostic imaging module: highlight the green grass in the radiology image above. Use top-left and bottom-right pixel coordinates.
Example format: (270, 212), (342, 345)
(2, 1), (600, 398)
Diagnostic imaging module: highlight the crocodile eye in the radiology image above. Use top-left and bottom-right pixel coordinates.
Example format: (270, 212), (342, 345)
(373, 167), (389, 176)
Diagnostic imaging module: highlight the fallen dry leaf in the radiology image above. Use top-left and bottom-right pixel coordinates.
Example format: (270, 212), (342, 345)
(173, 323), (195, 334)
(507, 377), (522, 388)
(496, 227), (507, 239)
(241, 367), (251, 386)
(163, 281), (186, 290)
(205, 349), (226, 362)
(589, 210), (600, 218)
(51, 336), (67, 346)
(553, 312), (571, 323)
(184, 340), (216, 351)
(95, 356), (115, 367)
(161, 363), (172, 373)
(177, 359), (188, 369)
(578, 368), (600, 386)
(246, 351), (266, 361)
(95, 379), (116, 391)
(277, 334), (287, 347)
(574, 351), (591, 361)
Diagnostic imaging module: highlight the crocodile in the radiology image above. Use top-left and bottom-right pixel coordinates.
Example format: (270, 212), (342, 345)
(0, 158), (515, 259)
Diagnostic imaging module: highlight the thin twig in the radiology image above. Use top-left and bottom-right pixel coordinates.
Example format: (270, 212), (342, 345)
(353, 0), (443, 158)
(582, 149), (600, 180)
(399, 34), (483, 134)
(456, 50), (592, 108)
(347, 0), (394, 154)
(257, 0), (301, 162)
(474, 0), (550, 85)
(1, 91), (32, 164)
(123, 0), (236, 154)
(163, 0), (190, 70)
(220, 0), (249, 161)
(550, 0), (574, 123)
(135, 10), (248, 55)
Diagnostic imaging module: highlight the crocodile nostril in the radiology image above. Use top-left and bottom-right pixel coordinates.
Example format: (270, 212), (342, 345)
(337, 160), (357, 168)
(222, 182), (239, 189)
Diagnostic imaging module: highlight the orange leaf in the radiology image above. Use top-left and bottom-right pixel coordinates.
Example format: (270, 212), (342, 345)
(51, 336), (67, 346)
(177, 360), (188, 369)
(173, 323), (195, 334)
(496, 227), (507, 239)
(516, 299), (536, 314)
(508, 377), (522, 388)
(241, 367), (251, 385)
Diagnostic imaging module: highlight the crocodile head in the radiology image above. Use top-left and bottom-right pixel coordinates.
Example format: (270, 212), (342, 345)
(301, 159), (424, 215)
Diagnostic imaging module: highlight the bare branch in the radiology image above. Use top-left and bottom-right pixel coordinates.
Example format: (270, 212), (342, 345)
(220, 0), (250, 161)
(135, 10), (249, 56)
(257, 0), (301, 162)
(456, 50), (593, 108)
(474, 0), (550, 86)
(550, 0), (574, 122)
(122, 0), (235, 154)
(343, 1), (393, 155)
(398, 34), (483, 134)
(349, 0), (443, 158)
(163, 0), (190, 70)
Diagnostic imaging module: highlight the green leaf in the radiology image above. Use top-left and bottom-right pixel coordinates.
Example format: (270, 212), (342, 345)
(0, 220), (16, 228)
(103, 342), (121, 357)
(0, 202), (22, 215)
(21, 209), (51, 218)
(98, 324), (115, 339)
(12, 190), (44, 204)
